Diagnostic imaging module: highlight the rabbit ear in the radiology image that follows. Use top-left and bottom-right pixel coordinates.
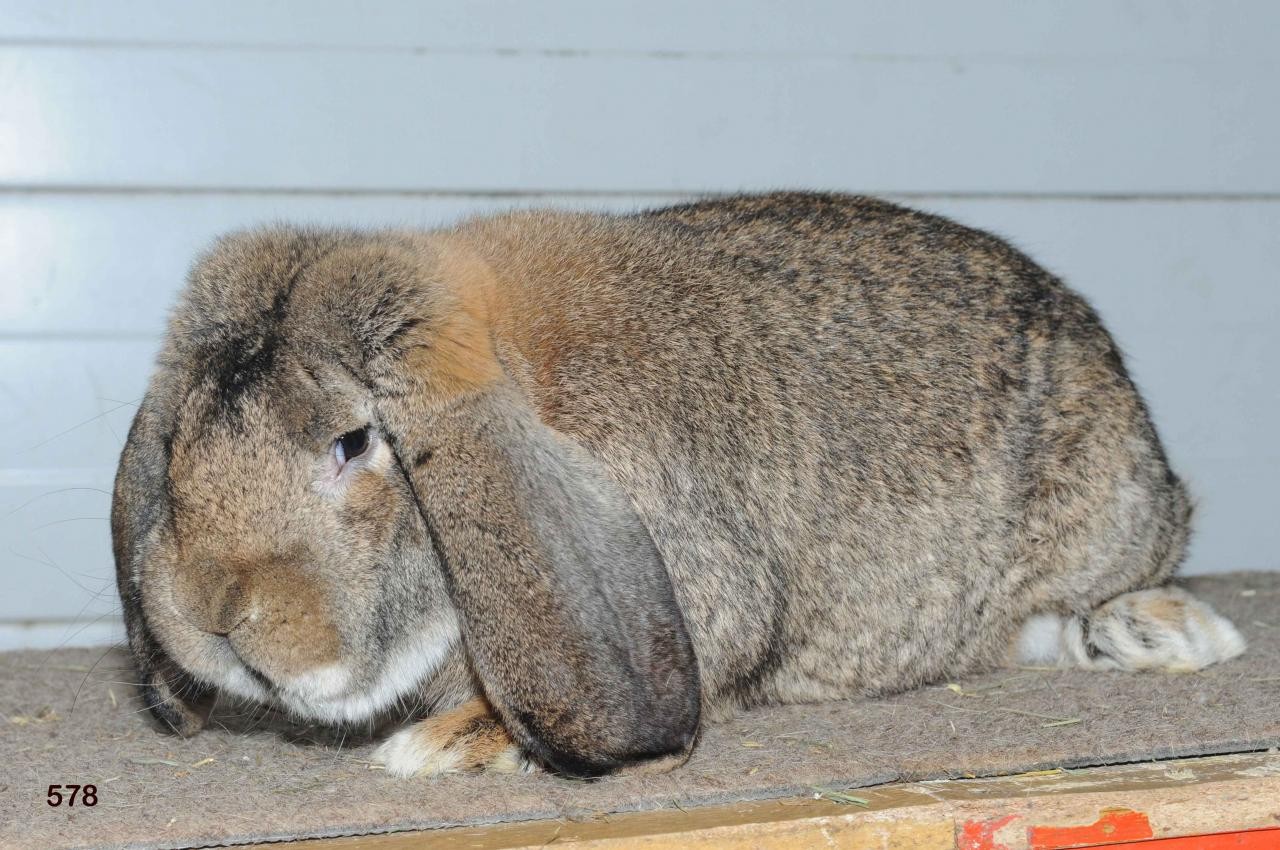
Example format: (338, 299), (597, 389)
(112, 391), (211, 735)
(381, 384), (701, 777)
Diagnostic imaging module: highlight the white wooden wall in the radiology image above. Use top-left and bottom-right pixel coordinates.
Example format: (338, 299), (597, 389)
(1, 2), (1277, 649)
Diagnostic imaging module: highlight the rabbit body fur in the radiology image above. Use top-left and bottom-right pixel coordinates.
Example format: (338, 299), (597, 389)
(113, 192), (1240, 778)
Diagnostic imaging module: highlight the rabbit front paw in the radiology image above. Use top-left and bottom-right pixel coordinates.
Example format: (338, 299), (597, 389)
(373, 698), (531, 777)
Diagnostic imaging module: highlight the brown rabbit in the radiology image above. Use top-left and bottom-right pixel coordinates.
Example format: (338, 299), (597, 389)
(113, 192), (1243, 779)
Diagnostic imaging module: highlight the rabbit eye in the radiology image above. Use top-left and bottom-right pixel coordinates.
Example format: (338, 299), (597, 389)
(334, 427), (370, 465)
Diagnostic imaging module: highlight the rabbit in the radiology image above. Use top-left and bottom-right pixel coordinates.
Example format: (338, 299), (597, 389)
(112, 192), (1245, 779)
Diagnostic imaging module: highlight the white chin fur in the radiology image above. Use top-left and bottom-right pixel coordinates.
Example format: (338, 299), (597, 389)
(278, 616), (460, 724)
(219, 664), (272, 703)
(208, 615), (456, 724)
(280, 664), (353, 702)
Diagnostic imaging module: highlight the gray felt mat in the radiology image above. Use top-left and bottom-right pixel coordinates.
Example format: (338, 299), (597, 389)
(2, 573), (1277, 850)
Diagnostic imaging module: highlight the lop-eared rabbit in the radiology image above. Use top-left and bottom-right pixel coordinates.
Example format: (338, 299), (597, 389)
(113, 193), (1243, 778)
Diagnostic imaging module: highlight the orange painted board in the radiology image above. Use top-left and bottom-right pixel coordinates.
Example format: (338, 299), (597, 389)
(1029, 822), (1280, 850)
(960, 813), (1020, 849)
(1106, 828), (1280, 850)
(1029, 808), (1154, 848)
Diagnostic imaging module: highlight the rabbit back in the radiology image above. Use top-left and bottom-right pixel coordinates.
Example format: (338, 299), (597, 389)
(459, 193), (1190, 709)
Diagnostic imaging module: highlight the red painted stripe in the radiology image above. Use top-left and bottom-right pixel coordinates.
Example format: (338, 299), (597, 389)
(1030, 809), (1155, 848)
(1106, 827), (1280, 849)
(959, 813), (1020, 849)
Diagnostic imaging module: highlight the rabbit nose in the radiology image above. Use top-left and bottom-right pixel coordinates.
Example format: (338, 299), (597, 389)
(172, 551), (344, 681)
(205, 573), (254, 637)
(172, 555), (257, 637)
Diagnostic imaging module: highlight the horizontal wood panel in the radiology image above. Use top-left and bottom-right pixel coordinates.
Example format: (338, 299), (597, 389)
(0, 48), (1275, 194)
(1, 1), (1272, 60)
(0, 196), (1275, 638)
(4, 195), (1277, 464)
(2, 455), (1275, 633)
(0, 479), (119, 622)
(0, 336), (139, 624)
(0, 619), (122, 651)
(0, 339), (154, 471)
(10, 321), (1276, 484)
(3, 192), (1277, 342)
(0, 192), (670, 336)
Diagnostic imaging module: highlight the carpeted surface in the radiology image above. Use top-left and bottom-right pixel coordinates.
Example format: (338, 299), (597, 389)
(2, 573), (1277, 850)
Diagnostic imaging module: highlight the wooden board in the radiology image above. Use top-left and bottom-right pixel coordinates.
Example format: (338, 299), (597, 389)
(1, 43), (1275, 194)
(265, 752), (1280, 849)
(3, 0), (1271, 59)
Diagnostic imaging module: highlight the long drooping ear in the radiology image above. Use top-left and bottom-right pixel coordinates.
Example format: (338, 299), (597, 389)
(381, 384), (701, 777)
(112, 389), (211, 735)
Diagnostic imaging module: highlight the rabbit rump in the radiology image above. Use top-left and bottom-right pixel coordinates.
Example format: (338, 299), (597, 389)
(113, 192), (1242, 779)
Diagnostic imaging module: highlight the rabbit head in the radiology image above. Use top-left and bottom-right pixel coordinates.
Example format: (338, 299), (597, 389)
(112, 226), (700, 777)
